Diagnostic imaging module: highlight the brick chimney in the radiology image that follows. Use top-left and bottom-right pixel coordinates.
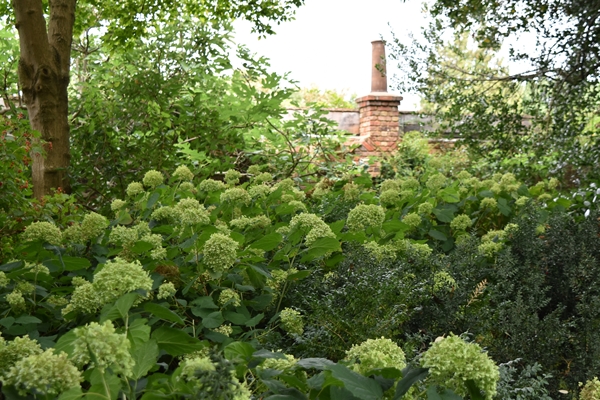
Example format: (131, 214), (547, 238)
(355, 40), (403, 172)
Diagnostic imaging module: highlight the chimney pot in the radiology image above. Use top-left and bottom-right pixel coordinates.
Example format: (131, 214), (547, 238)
(371, 40), (387, 92)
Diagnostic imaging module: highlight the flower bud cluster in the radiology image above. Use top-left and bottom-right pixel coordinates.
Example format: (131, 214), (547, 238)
(220, 188), (252, 206)
(22, 221), (62, 245)
(173, 165), (194, 181)
(260, 353), (298, 372)
(289, 213), (335, 247)
(343, 182), (361, 201)
(219, 288), (241, 307)
(421, 334), (499, 400)
(363, 241), (397, 262)
(157, 281), (177, 299)
(126, 181), (144, 197)
(224, 169), (241, 185)
(229, 215), (271, 231)
(450, 214), (472, 231)
(0, 334), (42, 371)
(203, 233), (239, 274)
(175, 198), (211, 226)
(345, 337), (406, 375)
(199, 178), (226, 192)
(64, 212), (109, 244)
(433, 271), (457, 293)
(347, 204), (385, 232)
(280, 308), (303, 335)
(3, 348), (81, 396)
(143, 169), (164, 188)
(380, 189), (400, 206)
(248, 184), (271, 200)
(72, 320), (133, 376)
(402, 212), (421, 229)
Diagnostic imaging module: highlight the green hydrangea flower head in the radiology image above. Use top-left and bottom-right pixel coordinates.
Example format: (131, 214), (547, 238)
(214, 324), (233, 337)
(408, 242), (433, 259)
(421, 334), (499, 400)
(260, 353), (298, 372)
(246, 165), (261, 175)
(22, 221), (62, 245)
(203, 233), (239, 274)
(126, 181), (144, 197)
(80, 212), (109, 242)
(347, 204), (386, 232)
(72, 320), (133, 376)
(110, 199), (127, 212)
(16, 281), (34, 294)
(218, 288), (241, 307)
(199, 178), (226, 192)
(456, 170), (472, 181)
(402, 212), (421, 228)
(143, 169), (164, 188)
(427, 173), (447, 192)
(141, 233), (166, 260)
(450, 214), (472, 231)
(580, 377), (600, 400)
(380, 179), (400, 193)
(289, 213), (335, 247)
(480, 197), (497, 209)
(345, 337), (406, 376)
(173, 165), (194, 181)
(157, 281), (177, 299)
(0, 334), (42, 371)
(537, 193), (552, 202)
(254, 172), (273, 184)
(274, 178), (295, 191)
(418, 202), (434, 215)
(547, 177), (560, 190)
(175, 198), (210, 226)
(224, 169), (242, 185)
(363, 241), (397, 262)
(280, 308), (304, 335)
(3, 348), (81, 396)
(380, 189), (400, 206)
(515, 196), (529, 207)
(220, 188), (251, 207)
(6, 290), (26, 312)
(229, 215), (271, 230)
(401, 177), (420, 191)
(289, 200), (307, 213)
(93, 258), (153, 304)
(0, 271), (10, 288)
(178, 182), (195, 192)
(343, 182), (361, 201)
(248, 184), (271, 200)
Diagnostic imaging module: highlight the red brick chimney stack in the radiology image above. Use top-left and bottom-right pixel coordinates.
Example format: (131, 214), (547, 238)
(355, 40), (403, 174)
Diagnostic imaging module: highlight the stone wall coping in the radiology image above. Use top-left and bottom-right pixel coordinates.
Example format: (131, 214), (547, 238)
(356, 92), (404, 103)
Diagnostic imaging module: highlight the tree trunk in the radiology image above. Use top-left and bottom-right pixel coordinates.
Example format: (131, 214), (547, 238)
(13, 0), (76, 199)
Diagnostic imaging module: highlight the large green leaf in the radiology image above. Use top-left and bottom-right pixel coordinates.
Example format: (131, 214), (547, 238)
(224, 341), (256, 362)
(326, 364), (383, 400)
(250, 232), (282, 251)
(202, 311), (225, 329)
(151, 326), (205, 356)
(130, 339), (159, 380)
(300, 237), (341, 263)
(55, 330), (78, 358)
(127, 319), (151, 347)
(144, 303), (185, 325)
(87, 369), (121, 400)
(426, 386), (463, 400)
(394, 367), (429, 399)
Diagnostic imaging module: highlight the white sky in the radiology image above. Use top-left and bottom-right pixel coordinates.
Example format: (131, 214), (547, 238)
(233, 0), (428, 110)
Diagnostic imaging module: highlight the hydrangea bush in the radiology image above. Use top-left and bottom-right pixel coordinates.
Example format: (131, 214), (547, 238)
(0, 164), (581, 398)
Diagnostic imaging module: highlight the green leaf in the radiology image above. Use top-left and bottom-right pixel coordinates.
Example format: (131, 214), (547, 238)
(497, 197), (512, 216)
(326, 364), (383, 400)
(131, 240), (155, 254)
(224, 341), (256, 362)
(297, 358), (335, 370)
(15, 315), (41, 324)
(0, 317), (15, 329)
(433, 207), (455, 223)
(287, 270), (311, 280)
(329, 220), (346, 235)
(250, 232), (283, 251)
(439, 187), (461, 203)
(223, 311), (249, 325)
(382, 220), (410, 233)
(60, 256), (91, 271)
(116, 292), (140, 319)
(55, 330), (78, 358)
(87, 369), (121, 400)
(465, 380), (485, 400)
(300, 237), (341, 263)
(426, 386), (463, 400)
(144, 303), (185, 325)
(245, 313), (264, 327)
(202, 311), (225, 329)
(130, 339), (159, 380)
(191, 296), (219, 309)
(128, 319), (151, 347)
(146, 192), (161, 209)
(428, 229), (447, 241)
(394, 367), (429, 399)
(57, 387), (83, 400)
(151, 326), (205, 356)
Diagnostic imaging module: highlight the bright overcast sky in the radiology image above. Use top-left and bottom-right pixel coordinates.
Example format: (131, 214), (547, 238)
(233, 0), (428, 110)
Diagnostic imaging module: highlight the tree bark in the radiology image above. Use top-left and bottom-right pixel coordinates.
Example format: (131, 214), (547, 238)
(13, 0), (75, 199)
